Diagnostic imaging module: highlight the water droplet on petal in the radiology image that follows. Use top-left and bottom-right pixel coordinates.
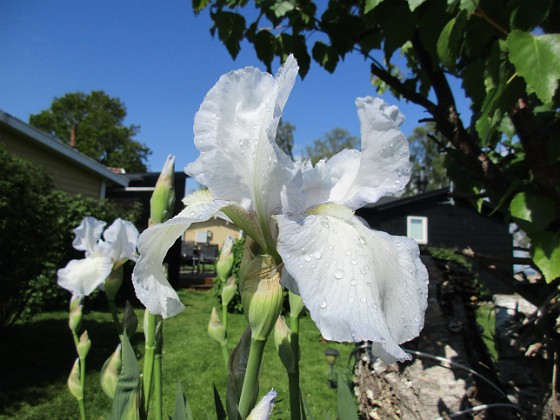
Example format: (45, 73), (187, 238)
(304, 255), (312, 262)
(314, 251), (322, 259)
(321, 218), (330, 228)
(334, 270), (345, 280)
(345, 249), (352, 256)
(350, 279), (357, 286)
(360, 296), (367, 304)
(358, 237), (366, 245)
(350, 258), (357, 265)
(320, 300), (327, 309)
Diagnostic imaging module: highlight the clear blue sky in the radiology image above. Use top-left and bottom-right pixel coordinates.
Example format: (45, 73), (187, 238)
(1, 1), (466, 173)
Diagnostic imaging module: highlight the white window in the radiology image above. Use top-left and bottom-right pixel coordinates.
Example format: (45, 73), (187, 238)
(407, 216), (428, 244)
(195, 231), (208, 244)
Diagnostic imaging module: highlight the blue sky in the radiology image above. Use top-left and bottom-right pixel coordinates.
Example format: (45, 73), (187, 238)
(1, 1), (462, 173)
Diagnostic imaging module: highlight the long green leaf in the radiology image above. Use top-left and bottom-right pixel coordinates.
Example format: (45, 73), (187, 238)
(173, 383), (193, 420)
(337, 374), (359, 420)
(213, 383), (227, 420)
(112, 334), (141, 420)
(226, 326), (253, 420)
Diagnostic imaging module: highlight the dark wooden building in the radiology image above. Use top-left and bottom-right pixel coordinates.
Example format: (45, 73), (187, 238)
(107, 171), (187, 287)
(356, 188), (514, 294)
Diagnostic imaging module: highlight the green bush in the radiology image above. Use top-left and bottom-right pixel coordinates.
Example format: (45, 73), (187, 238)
(0, 146), (142, 330)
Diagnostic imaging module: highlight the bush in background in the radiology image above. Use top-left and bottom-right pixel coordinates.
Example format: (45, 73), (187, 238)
(0, 146), (141, 330)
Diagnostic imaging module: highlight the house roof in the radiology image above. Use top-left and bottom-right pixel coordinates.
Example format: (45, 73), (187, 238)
(0, 109), (129, 187)
(364, 188), (452, 210)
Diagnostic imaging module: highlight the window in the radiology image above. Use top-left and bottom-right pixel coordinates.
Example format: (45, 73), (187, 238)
(407, 216), (428, 244)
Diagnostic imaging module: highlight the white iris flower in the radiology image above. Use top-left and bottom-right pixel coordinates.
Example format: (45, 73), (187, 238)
(58, 217), (139, 297)
(132, 55), (428, 362)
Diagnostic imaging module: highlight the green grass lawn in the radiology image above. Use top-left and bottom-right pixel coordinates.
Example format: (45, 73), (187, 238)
(0, 289), (353, 419)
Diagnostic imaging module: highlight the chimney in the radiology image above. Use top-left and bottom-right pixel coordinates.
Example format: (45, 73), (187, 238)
(69, 122), (77, 148)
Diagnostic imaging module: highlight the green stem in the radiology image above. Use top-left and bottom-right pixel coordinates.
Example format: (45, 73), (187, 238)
(143, 311), (156, 413)
(238, 338), (267, 419)
(107, 298), (122, 335)
(220, 342), (229, 369)
(289, 315), (302, 420)
(77, 397), (87, 420)
(154, 316), (163, 420)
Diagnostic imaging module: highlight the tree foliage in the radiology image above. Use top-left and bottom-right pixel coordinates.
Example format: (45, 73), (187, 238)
(195, 0), (560, 282)
(304, 128), (358, 164)
(404, 123), (449, 196)
(30, 91), (151, 172)
(276, 118), (295, 158)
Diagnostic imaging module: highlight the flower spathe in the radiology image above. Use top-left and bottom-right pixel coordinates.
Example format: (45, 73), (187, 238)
(57, 216), (139, 297)
(132, 55), (428, 362)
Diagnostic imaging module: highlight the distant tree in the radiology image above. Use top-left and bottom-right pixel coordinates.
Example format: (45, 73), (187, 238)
(404, 124), (449, 196)
(30, 91), (151, 172)
(304, 128), (358, 164)
(276, 118), (295, 158)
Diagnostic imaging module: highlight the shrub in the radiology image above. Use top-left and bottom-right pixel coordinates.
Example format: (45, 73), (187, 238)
(0, 146), (142, 330)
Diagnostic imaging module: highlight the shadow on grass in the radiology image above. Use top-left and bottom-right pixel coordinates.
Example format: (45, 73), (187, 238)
(0, 314), (139, 415)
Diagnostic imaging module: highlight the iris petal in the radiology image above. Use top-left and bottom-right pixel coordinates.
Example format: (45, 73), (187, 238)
(72, 217), (106, 257)
(276, 208), (428, 363)
(57, 256), (113, 297)
(132, 190), (228, 317)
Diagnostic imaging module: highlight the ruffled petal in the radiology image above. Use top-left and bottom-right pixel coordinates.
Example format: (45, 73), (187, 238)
(101, 218), (139, 264)
(132, 190), (229, 318)
(247, 389), (277, 420)
(57, 256), (113, 296)
(275, 206), (428, 363)
(189, 56), (299, 236)
(72, 217), (106, 256)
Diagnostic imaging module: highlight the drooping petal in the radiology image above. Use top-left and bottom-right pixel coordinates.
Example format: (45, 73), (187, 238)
(188, 56), (299, 248)
(57, 256), (113, 297)
(275, 205), (428, 363)
(132, 190), (229, 318)
(101, 218), (140, 264)
(72, 217), (106, 256)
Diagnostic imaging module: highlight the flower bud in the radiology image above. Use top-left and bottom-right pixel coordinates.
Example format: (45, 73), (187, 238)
(68, 295), (83, 334)
(67, 358), (83, 400)
(274, 316), (296, 373)
(150, 154), (175, 225)
(289, 291), (304, 320)
(247, 389), (277, 420)
(77, 330), (91, 359)
(122, 300), (138, 337)
(216, 236), (235, 282)
(240, 252), (283, 342)
(221, 276), (237, 307)
(104, 265), (123, 301)
(101, 344), (122, 399)
(208, 307), (226, 346)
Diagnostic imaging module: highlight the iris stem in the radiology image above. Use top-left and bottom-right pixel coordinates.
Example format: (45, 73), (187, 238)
(143, 311), (156, 413)
(222, 303), (229, 369)
(154, 335), (163, 420)
(238, 338), (267, 418)
(73, 331), (88, 420)
(289, 315), (302, 420)
(77, 396), (87, 420)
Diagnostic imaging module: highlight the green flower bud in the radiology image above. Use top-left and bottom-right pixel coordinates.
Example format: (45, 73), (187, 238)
(67, 358), (83, 400)
(216, 236), (235, 282)
(122, 300), (138, 337)
(274, 316), (296, 373)
(240, 249), (283, 342)
(289, 291), (304, 320)
(221, 276), (237, 307)
(104, 265), (123, 301)
(68, 296), (83, 334)
(77, 330), (91, 360)
(208, 307), (226, 346)
(150, 154), (175, 225)
(101, 344), (122, 399)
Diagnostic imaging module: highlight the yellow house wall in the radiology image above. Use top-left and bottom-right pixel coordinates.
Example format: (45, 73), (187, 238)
(1, 129), (102, 198)
(183, 218), (243, 248)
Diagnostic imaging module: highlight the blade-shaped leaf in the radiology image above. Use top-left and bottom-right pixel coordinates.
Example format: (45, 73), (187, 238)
(213, 383), (227, 420)
(507, 30), (560, 103)
(337, 374), (359, 420)
(226, 326), (254, 420)
(173, 382), (193, 420)
(112, 334), (141, 420)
